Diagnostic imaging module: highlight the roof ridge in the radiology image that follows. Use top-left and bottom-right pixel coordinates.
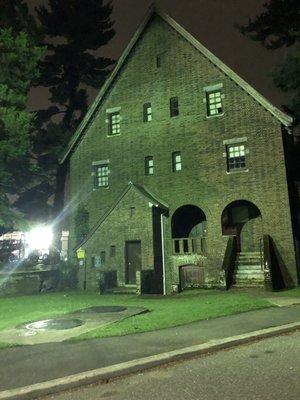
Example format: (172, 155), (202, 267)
(60, 7), (293, 164)
(74, 183), (132, 250)
(74, 182), (168, 250)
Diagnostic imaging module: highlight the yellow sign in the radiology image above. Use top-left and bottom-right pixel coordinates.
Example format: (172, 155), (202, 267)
(76, 248), (86, 259)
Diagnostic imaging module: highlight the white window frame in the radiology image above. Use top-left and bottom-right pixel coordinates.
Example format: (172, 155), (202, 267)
(145, 156), (154, 175)
(92, 160), (110, 188)
(143, 103), (152, 122)
(226, 144), (246, 171)
(172, 151), (182, 172)
(106, 107), (121, 136)
(203, 83), (224, 118)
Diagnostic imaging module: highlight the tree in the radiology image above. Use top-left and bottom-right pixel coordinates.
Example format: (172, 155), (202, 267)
(238, 0), (300, 119)
(0, 28), (44, 232)
(0, 0), (35, 33)
(1, 1), (115, 225)
(30, 0), (115, 220)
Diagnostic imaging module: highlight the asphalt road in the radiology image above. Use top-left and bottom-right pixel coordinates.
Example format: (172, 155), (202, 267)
(1, 305), (300, 391)
(39, 331), (300, 400)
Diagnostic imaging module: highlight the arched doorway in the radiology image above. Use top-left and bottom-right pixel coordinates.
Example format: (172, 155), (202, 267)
(171, 205), (207, 254)
(221, 200), (262, 252)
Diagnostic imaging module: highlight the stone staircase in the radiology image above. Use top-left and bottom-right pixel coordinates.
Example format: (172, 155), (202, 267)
(233, 252), (265, 288)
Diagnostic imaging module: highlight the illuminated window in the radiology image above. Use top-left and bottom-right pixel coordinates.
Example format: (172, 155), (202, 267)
(206, 90), (223, 116)
(226, 144), (246, 171)
(94, 164), (109, 187)
(172, 151), (182, 172)
(170, 97), (179, 117)
(108, 112), (120, 135)
(143, 103), (152, 122)
(145, 156), (154, 175)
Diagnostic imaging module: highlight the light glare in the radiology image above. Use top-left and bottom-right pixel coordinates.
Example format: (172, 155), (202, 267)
(26, 226), (53, 251)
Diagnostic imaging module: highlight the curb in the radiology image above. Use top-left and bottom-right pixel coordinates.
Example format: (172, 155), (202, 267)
(1, 321), (299, 400)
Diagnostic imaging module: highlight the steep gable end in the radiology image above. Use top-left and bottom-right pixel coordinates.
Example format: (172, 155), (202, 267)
(75, 182), (168, 250)
(60, 6), (293, 164)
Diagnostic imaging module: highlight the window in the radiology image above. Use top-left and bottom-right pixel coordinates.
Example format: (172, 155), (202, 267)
(172, 152), (182, 172)
(170, 97), (179, 117)
(91, 255), (101, 268)
(108, 111), (120, 135)
(145, 156), (154, 175)
(156, 55), (161, 68)
(94, 164), (109, 187)
(110, 245), (116, 257)
(143, 103), (152, 122)
(226, 144), (246, 171)
(206, 90), (223, 116)
(130, 207), (135, 217)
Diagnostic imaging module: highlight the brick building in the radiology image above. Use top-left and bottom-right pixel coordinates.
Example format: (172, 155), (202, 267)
(60, 7), (299, 294)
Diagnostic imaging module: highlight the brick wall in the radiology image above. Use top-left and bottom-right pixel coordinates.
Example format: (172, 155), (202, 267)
(68, 15), (297, 291)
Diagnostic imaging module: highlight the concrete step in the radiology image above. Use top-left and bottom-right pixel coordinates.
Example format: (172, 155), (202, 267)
(234, 282), (265, 287)
(234, 271), (264, 279)
(235, 260), (260, 268)
(232, 251), (265, 289)
(235, 265), (263, 271)
(233, 274), (265, 282)
(233, 282), (265, 288)
(237, 257), (261, 261)
(238, 252), (261, 256)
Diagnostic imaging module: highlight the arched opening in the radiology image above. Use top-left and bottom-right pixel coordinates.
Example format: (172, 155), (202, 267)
(171, 205), (207, 254)
(221, 200), (262, 252)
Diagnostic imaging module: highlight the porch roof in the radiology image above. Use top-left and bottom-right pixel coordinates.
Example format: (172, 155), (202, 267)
(74, 182), (168, 250)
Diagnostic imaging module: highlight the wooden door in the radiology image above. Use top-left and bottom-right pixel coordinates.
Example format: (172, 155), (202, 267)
(180, 265), (205, 290)
(125, 241), (141, 284)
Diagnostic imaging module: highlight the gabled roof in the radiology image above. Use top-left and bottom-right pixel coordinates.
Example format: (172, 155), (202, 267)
(60, 5), (293, 164)
(74, 182), (168, 250)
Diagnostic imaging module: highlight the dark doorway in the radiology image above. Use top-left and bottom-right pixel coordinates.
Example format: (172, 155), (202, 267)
(171, 205), (207, 254)
(125, 241), (141, 284)
(171, 205), (207, 238)
(221, 200), (262, 251)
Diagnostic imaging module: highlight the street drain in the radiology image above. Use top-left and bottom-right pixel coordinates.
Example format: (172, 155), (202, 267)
(81, 306), (127, 313)
(25, 318), (84, 331)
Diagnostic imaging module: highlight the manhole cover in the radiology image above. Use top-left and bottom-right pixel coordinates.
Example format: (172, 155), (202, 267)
(81, 306), (127, 313)
(25, 318), (84, 331)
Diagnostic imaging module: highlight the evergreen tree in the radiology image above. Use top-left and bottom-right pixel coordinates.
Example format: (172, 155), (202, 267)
(1, 0), (115, 227)
(32, 0), (115, 220)
(238, 0), (300, 119)
(0, 28), (44, 232)
(0, 0), (38, 37)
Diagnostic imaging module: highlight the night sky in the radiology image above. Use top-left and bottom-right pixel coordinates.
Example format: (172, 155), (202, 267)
(27, 0), (292, 111)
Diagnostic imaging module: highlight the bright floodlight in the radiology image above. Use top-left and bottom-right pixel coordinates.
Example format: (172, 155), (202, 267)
(26, 226), (53, 251)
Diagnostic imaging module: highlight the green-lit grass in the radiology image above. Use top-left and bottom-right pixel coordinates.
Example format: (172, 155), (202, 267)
(271, 287), (300, 298)
(0, 290), (273, 346)
(74, 291), (273, 341)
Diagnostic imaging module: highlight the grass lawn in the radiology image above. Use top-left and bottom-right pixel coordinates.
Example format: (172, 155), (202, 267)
(270, 287), (300, 298)
(0, 290), (273, 346)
